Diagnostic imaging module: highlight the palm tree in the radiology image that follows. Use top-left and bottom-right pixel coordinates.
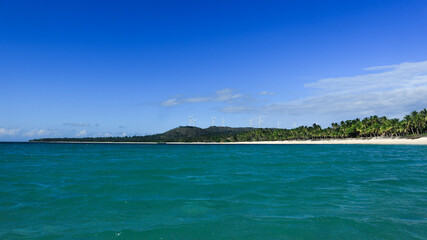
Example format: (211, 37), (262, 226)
(420, 109), (427, 132)
(410, 111), (420, 134)
(403, 114), (413, 135)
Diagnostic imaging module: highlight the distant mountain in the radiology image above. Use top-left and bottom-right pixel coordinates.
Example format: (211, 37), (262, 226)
(31, 126), (257, 143)
(160, 126), (255, 140)
(134, 126), (256, 142)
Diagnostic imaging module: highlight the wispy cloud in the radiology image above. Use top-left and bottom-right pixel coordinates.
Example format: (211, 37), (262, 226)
(184, 97), (211, 103)
(76, 130), (87, 137)
(63, 122), (91, 127)
(0, 128), (20, 136)
(161, 88), (243, 106)
(24, 129), (55, 137)
(305, 61), (427, 94)
(161, 98), (179, 106)
(363, 64), (400, 71)
(222, 60), (427, 117)
(260, 91), (275, 95)
(214, 88), (242, 102)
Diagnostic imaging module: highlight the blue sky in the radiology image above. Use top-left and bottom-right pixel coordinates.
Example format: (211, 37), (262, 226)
(1, 0), (427, 140)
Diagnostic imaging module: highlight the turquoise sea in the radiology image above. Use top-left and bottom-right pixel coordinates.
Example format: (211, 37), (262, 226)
(0, 143), (426, 239)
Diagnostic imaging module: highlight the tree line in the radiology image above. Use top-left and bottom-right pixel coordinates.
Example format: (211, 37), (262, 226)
(31, 109), (427, 142)
(232, 109), (427, 141)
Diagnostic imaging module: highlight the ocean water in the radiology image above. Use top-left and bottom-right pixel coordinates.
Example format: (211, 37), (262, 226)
(0, 143), (426, 240)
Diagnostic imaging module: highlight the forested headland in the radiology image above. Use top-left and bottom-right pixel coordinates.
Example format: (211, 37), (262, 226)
(31, 109), (427, 143)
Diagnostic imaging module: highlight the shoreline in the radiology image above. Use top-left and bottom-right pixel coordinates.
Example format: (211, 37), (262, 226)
(31, 136), (427, 145)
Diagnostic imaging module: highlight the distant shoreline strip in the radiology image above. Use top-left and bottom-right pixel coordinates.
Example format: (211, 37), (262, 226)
(30, 137), (427, 145)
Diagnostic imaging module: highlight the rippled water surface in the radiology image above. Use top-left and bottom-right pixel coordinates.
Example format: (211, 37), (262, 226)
(1, 143), (426, 239)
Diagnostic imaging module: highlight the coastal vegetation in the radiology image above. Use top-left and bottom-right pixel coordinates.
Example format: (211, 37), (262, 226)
(31, 109), (427, 142)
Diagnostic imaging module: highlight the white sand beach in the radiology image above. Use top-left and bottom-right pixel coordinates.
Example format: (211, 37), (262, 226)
(166, 137), (427, 145)
(47, 137), (427, 145)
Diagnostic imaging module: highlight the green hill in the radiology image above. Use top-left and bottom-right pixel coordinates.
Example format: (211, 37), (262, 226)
(31, 126), (257, 143)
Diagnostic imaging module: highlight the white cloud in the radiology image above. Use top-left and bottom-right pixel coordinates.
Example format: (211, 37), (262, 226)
(161, 88), (243, 106)
(260, 91), (275, 95)
(0, 128), (20, 136)
(63, 122), (91, 127)
(24, 129), (52, 137)
(184, 97), (210, 103)
(214, 88), (242, 102)
(305, 60), (427, 94)
(91, 132), (128, 138)
(222, 60), (427, 117)
(263, 86), (426, 116)
(76, 130), (87, 137)
(364, 64), (400, 71)
(161, 98), (179, 106)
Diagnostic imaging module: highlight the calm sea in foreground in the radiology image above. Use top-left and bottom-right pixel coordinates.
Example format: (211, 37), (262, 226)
(0, 143), (426, 239)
